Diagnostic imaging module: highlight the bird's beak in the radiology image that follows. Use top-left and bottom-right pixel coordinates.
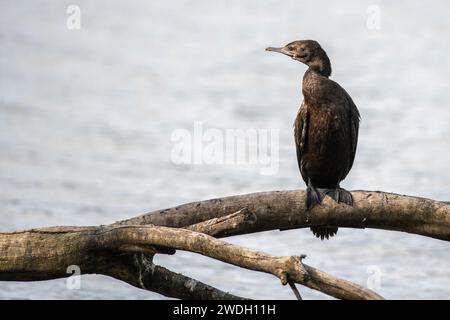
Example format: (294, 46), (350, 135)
(265, 46), (293, 57)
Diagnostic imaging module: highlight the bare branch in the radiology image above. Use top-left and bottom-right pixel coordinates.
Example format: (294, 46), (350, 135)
(114, 190), (450, 241)
(104, 253), (249, 300)
(0, 224), (382, 299)
(288, 281), (302, 300)
(186, 208), (257, 236)
(2, 188), (446, 300)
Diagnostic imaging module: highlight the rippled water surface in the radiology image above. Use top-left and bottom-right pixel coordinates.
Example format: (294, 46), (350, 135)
(0, 1), (449, 299)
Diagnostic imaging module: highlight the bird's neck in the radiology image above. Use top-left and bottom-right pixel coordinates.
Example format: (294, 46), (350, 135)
(307, 55), (332, 78)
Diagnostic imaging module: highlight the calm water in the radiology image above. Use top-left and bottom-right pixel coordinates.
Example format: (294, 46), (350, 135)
(0, 1), (449, 299)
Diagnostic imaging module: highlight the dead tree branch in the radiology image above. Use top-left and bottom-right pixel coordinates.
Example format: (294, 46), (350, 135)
(1, 189), (448, 300)
(0, 223), (382, 300)
(115, 190), (450, 241)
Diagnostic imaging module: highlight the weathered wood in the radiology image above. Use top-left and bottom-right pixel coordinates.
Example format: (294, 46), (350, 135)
(186, 208), (257, 237)
(0, 224), (382, 300)
(103, 254), (248, 300)
(1, 189), (448, 300)
(0, 226), (246, 299)
(115, 190), (450, 241)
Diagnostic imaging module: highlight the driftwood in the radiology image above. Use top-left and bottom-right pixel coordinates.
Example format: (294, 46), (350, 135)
(1, 189), (449, 300)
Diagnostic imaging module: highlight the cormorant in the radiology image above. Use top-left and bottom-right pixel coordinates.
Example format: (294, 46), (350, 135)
(266, 40), (360, 240)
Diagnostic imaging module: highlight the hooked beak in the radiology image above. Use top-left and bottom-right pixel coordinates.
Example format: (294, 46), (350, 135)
(265, 46), (293, 57)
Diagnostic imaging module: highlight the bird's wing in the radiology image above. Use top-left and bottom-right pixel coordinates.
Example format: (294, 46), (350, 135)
(344, 91), (360, 174)
(328, 79), (361, 177)
(294, 102), (309, 183)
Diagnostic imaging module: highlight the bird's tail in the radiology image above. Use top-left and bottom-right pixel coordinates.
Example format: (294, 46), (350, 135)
(310, 226), (338, 240)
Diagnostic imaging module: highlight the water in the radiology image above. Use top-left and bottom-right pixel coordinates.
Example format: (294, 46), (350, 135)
(0, 0), (449, 299)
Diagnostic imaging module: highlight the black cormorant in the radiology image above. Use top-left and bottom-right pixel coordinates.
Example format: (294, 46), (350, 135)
(266, 40), (360, 240)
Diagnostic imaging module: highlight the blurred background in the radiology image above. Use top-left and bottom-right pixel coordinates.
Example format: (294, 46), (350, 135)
(0, 0), (449, 299)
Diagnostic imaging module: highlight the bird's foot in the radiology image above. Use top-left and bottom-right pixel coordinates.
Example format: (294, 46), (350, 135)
(306, 185), (353, 210)
(306, 185), (352, 240)
(324, 187), (353, 206)
(306, 185), (325, 210)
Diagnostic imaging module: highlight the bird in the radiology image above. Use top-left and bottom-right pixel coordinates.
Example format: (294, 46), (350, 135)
(266, 40), (360, 240)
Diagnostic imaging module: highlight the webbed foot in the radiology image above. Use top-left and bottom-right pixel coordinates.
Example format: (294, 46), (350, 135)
(306, 184), (352, 240)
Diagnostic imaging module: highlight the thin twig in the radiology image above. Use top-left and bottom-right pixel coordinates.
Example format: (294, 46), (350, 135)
(288, 280), (302, 300)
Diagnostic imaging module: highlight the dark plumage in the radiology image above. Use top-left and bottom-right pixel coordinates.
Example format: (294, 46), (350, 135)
(266, 40), (360, 240)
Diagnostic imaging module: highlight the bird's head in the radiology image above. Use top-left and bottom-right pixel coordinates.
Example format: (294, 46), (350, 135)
(266, 40), (331, 77)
